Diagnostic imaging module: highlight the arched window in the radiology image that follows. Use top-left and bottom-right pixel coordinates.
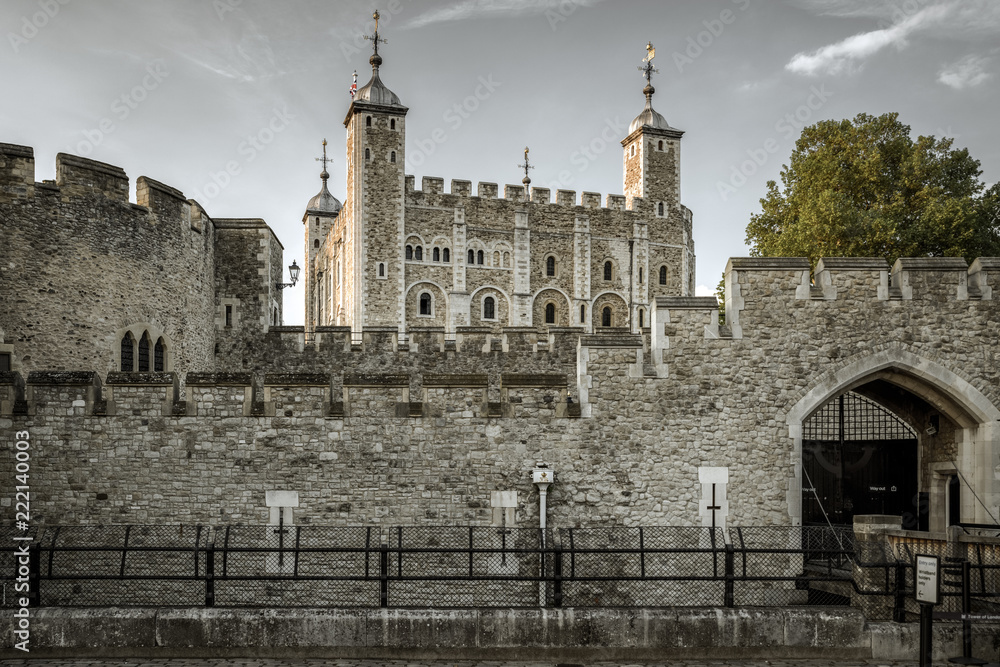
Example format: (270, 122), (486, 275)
(638, 309), (644, 328)
(419, 292), (432, 316)
(378, 263), (385, 277)
(366, 115), (372, 127)
(659, 265), (668, 285)
(603, 261), (612, 281)
(138, 333), (150, 372)
(657, 202), (664, 217)
(493, 251), (500, 266)
(314, 239), (320, 248)
(390, 151), (396, 163)
(433, 247), (440, 262)
(483, 296), (495, 320)
(120, 332), (134, 372)
(365, 148), (370, 160)
(546, 256), (555, 277)
(468, 249), (475, 264)
(477, 250), (484, 265)
(545, 303), (555, 324)
(658, 140), (664, 150)
(415, 246), (423, 261)
(390, 119), (396, 130)
(405, 245), (413, 260)
(503, 251), (510, 267)
(154, 337), (165, 372)
(602, 307), (612, 327)
(443, 248), (450, 263)
(580, 304), (586, 324)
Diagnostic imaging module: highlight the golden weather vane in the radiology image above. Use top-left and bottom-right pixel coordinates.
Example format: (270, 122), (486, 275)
(639, 41), (658, 84)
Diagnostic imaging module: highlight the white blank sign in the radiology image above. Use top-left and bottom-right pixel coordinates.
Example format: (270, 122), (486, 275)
(915, 554), (940, 605)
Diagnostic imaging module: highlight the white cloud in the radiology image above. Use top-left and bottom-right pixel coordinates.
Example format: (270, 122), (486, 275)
(938, 54), (991, 89)
(695, 284), (717, 297)
(786, 2), (954, 76)
(404, 0), (605, 30)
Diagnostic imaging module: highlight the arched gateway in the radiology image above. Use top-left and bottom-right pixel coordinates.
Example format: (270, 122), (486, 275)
(787, 345), (1000, 532)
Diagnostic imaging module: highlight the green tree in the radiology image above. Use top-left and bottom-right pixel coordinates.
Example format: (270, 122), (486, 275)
(745, 112), (1000, 266)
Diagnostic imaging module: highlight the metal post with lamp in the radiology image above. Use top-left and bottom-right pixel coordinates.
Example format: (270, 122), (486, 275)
(532, 465), (554, 607)
(276, 260), (300, 290)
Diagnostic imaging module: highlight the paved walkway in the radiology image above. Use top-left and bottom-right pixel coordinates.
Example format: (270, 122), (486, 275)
(0, 659), (926, 666)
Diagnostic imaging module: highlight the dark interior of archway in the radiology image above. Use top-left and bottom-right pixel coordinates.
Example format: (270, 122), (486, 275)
(803, 380), (942, 531)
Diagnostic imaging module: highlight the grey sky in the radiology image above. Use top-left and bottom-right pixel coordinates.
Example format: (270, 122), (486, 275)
(3, 0), (997, 326)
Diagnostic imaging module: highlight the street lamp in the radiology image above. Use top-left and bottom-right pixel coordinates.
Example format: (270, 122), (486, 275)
(276, 260), (300, 290)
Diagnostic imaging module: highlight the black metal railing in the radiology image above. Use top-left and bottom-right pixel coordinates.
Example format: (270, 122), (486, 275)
(2, 524), (996, 617)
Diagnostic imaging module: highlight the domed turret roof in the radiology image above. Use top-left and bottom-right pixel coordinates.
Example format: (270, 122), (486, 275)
(355, 67), (403, 107)
(306, 180), (341, 215)
(629, 84), (678, 135)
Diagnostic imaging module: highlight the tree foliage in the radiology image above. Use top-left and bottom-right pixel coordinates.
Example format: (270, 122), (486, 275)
(745, 112), (1000, 266)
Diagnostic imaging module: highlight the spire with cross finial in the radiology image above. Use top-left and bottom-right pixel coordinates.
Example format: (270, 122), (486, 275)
(363, 10), (388, 69)
(627, 41), (674, 135)
(518, 146), (534, 196)
(638, 41), (658, 97)
(316, 138), (331, 182)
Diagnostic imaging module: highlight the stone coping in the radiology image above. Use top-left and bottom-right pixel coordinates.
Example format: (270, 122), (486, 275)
(26, 371), (101, 386)
(106, 372), (175, 386)
(656, 296), (719, 309)
(815, 257), (889, 271)
(501, 373), (568, 387)
(727, 257), (811, 270)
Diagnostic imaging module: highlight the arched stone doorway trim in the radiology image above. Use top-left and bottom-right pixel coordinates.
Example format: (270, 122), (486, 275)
(786, 344), (1000, 528)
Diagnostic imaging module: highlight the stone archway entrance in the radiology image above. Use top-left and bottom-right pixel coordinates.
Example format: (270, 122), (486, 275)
(802, 390), (919, 528)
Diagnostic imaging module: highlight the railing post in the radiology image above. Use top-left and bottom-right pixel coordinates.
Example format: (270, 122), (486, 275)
(379, 543), (389, 608)
(960, 560), (973, 660)
(27, 542), (40, 608)
(205, 541), (215, 608)
(893, 562), (906, 622)
(724, 542), (735, 608)
(552, 543), (563, 608)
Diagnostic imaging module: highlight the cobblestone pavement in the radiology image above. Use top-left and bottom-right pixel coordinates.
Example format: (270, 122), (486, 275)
(0, 659), (926, 666)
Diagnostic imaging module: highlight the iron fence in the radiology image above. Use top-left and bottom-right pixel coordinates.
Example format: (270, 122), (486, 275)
(2, 524), (997, 618)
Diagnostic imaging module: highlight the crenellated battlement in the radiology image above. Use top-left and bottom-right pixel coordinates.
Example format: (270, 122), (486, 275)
(402, 172), (652, 214)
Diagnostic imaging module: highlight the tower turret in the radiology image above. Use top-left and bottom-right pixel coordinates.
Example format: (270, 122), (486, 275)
(340, 10), (408, 329)
(303, 139), (342, 332)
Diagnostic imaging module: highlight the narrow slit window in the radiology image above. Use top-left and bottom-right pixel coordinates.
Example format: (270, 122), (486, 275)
(659, 266), (668, 285)
(604, 261), (612, 281)
(378, 263), (385, 277)
(545, 303), (555, 324)
(390, 151), (396, 163)
(483, 296), (495, 320)
(365, 148), (370, 160)
(546, 256), (555, 277)
(638, 309), (644, 328)
(658, 202), (664, 217)
(366, 115), (371, 127)
(580, 304), (586, 324)
(390, 119), (396, 130)
(225, 305), (233, 327)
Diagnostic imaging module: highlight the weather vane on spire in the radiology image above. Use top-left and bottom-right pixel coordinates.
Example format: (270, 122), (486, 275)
(364, 10), (388, 59)
(518, 146), (534, 195)
(316, 139), (331, 181)
(638, 41), (658, 85)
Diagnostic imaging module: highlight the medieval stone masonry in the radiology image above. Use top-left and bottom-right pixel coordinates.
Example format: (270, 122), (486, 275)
(1, 35), (998, 537)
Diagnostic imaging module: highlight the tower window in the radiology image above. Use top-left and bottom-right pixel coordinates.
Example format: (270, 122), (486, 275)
(415, 246), (423, 261)
(657, 202), (664, 217)
(468, 249), (475, 264)
(273, 308), (279, 326)
(138, 333), (150, 372)
(483, 296), (495, 320)
(366, 115), (371, 127)
(314, 239), (320, 248)
(406, 245), (413, 260)
(546, 255), (555, 277)
(580, 304), (586, 324)
(390, 151), (396, 163)
(603, 261), (613, 281)
(638, 309), (644, 328)
(659, 265), (668, 285)
(378, 262), (385, 277)
(658, 140), (664, 150)
(639, 267), (643, 283)
(419, 292), (432, 316)
(477, 250), (484, 265)
(433, 247), (440, 262)
(225, 305), (233, 327)
(545, 303), (555, 324)
(443, 248), (450, 263)
(120, 332), (134, 371)
(602, 307), (612, 327)
(365, 148), (370, 160)
(0, 352), (10, 372)
(390, 119), (396, 130)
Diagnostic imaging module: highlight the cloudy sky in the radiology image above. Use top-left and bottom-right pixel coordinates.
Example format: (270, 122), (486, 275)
(3, 0), (998, 325)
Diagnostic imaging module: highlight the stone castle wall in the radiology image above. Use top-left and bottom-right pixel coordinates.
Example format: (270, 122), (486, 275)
(3, 256), (996, 530)
(0, 144), (219, 379)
